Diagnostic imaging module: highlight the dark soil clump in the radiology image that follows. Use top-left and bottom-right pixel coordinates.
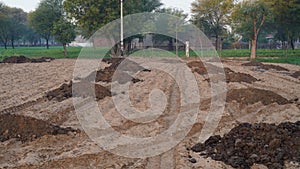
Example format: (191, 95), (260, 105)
(190, 121), (300, 169)
(226, 88), (290, 106)
(0, 114), (76, 142)
(242, 62), (289, 71)
(46, 81), (111, 102)
(226, 70), (259, 84)
(85, 68), (143, 84)
(291, 71), (300, 79)
(187, 61), (223, 75)
(85, 58), (148, 84)
(242, 62), (264, 67)
(2, 56), (54, 64)
(102, 58), (150, 72)
(188, 61), (259, 84)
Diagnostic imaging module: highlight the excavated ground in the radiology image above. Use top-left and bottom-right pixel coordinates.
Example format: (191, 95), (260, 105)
(0, 58), (299, 169)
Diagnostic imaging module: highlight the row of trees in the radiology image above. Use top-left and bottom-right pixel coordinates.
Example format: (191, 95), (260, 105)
(28, 0), (76, 56)
(0, 0), (76, 56)
(0, 4), (27, 49)
(1, 0), (299, 58)
(191, 0), (300, 59)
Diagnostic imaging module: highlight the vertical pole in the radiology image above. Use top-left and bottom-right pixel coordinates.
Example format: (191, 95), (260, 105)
(120, 0), (124, 56)
(176, 23), (178, 56)
(186, 41), (190, 58)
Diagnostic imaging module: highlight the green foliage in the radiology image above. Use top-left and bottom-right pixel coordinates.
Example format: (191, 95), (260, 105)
(63, 0), (162, 39)
(28, 0), (63, 48)
(264, 0), (300, 49)
(191, 0), (234, 50)
(0, 5), (27, 49)
(232, 0), (270, 59)
(152, 8), (188, 51)
(52, 17), (76, 56)
(232, 0), (270, 40)
(52, 18), (76, 45)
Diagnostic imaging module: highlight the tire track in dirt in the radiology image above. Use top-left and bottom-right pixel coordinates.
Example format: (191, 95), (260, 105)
(0, 97), (45, 115)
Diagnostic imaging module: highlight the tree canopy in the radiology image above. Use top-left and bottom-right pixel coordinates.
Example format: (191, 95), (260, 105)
(28, 0), (63, 49)
(232, 0), (270, 59)
(191, 0), (234, 51)
(64, 0), (162, 39)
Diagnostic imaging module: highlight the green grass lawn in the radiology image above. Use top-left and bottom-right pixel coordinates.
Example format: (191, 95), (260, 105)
(0, 46), (82, 61)
(220, 49), (300, 58)
(1, 46), (300, 66)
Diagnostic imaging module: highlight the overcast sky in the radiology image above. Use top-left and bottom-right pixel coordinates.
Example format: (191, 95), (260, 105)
(0, 0), (195, 15)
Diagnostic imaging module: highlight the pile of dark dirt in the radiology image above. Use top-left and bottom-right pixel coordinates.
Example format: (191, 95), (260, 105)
(46, 81), (111, 102)
(226, 88), (290, 106)
(187, 61), (259, 83)
(84, 68), (143, 84)
(225, 68), (259, 83)
(242, 62), (289, 71)
(190, 121), (300, 169)
(291, 71), (300, 79)
(84, 58), (149, 84)
(102, 58), (125, 69)
(242, 62), (264, 67)
(31, 57), (54, 63)
(0, 114), (77, 142)
(187, 61), (223, 75)
(102, 58), (151, 72)
(1, 56), (54, 64)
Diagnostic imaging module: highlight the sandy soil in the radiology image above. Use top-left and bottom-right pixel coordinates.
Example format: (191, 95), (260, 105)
(0, 58), (299, 169)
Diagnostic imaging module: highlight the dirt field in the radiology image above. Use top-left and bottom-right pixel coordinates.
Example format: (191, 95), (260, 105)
(0, 57), (299, 169)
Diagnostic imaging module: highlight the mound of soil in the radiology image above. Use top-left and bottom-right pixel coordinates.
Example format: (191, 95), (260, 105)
(187, 61), (223, 75)
(31, 57), (54, 63)
(2, 56), (31, 63)
(190, 121), (300, 169)
(242, 62), (289, 71)
(2, 56), (54, 64)
(291, 71), (300, 79)
(85, 68), (143, 84)
(84, 58), (148, 84)
(102, 58), (125, 68)
(242, 62), (264, 67)
(226, 70), (259, 83)
(102, 58), (151, 72)
(46, 81), (111, 102)
(0, 114), (76, 142)
(226, 88), (290, 106)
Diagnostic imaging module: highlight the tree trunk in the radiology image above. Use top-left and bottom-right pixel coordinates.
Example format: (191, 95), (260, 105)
(46, 39), (49, 49)
(63, 43), (68, 57)
(291, 38), (295, 50)
(4, 42), (7, 49)
(250, 38), (257, 60)
(250, 19), (258, 60)
(215, 35), (219, 51)
(11, 40), (14, 49)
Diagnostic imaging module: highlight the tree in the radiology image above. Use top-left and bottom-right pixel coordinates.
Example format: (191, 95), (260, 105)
(64, 0), (162, 39)
(64, 0), (162, 56)
(7, 7), (27, 49)
(232, 0), (270, 60)
(52, 17), (76, 56)
(28, 0), (63, 49)
(154, 8), (188, 54)
(265, 0), (300, 51)
(191, 0), (234, 51)
(0, 5), (11, 49)
(0, 4), (27, 49)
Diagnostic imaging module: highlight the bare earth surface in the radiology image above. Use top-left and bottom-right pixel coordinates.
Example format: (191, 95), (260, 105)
(0, 58), (299, 169)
